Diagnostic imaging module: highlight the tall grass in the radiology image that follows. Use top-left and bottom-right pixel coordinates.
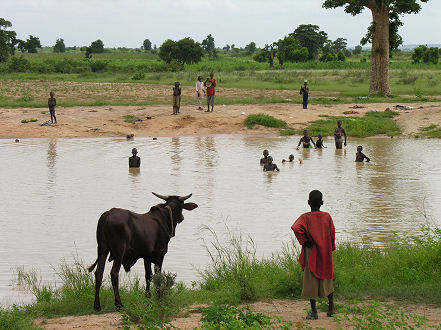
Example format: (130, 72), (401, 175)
(2, 222), (441, 327)
(199, 222), (441, 305)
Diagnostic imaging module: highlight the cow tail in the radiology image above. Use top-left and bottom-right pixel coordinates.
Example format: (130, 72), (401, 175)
(88, 211), (109, 272)
(88, 259), (98, 273)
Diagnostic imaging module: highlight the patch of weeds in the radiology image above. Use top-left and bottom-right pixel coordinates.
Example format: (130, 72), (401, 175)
(199, 304), (292, 329)
(123, 114), (136, 123)
(304, 110), (401, 137)
(41, 111), (47, 114)
(0, 305), (37, 329)
(332, 300), (433, 329)
(18, 93), (34, 102)
(418, 124), (441, 138)
(132, 71), (145, 81)
(15, 267), (53, 303)
(280, 128), (297, 136)
(21, 119), (28, 123)
(245, 113), (287, 129)
(121, 271), (182, 329)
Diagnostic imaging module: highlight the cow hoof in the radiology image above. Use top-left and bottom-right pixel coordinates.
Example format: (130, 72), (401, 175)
(115, 303), (124, 311)
(94, 304), (101, 312)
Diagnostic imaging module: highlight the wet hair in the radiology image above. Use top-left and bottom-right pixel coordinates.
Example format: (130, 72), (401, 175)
(308, 190), (323, 208)
(289, 154), (294, 160)
(174, 81), (180, 86)
(263, 149), (269, 156)
(303, 129), (308, 135)
(357, 145), (363, 151)
(267, 156), (273, 162)
(50, 91), (54, 97)
(318, 134), (322, 138)
(132, 148), (138, 154)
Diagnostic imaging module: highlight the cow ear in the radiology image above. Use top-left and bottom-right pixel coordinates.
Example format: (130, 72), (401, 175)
(183, 202), (198, 210)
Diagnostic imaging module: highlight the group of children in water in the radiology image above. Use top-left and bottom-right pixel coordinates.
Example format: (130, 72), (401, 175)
(261, 120), (370, 171)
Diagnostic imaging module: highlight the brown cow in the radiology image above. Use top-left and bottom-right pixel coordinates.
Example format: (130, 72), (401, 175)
(88, 192), (198, 311)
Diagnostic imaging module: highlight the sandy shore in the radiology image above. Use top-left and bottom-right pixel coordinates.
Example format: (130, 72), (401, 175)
(1, 102), (441, 139)
(35, 299), (441, 329)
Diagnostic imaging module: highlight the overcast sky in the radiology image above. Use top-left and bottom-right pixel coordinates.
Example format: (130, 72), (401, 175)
(2, 0), (440, 49)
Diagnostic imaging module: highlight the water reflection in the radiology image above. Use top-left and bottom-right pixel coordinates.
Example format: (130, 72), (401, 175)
(1, 136), (441, 305)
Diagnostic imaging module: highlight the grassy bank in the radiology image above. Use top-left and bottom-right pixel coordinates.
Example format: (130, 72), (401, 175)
(1, 222), (441, 328)
(246, 110), (402, 137)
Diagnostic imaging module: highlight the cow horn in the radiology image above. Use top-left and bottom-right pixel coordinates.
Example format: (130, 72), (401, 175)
(179, 193), (192, 201)
(152, 192), (169, 200)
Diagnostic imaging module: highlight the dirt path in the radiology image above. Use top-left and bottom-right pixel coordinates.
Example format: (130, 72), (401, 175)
(1, 102), (441, 139)
(35, 299), (441, 329)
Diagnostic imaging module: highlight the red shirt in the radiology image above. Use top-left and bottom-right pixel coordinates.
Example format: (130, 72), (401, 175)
(206, 79), (217, 96)
(291, 211), (335, 279)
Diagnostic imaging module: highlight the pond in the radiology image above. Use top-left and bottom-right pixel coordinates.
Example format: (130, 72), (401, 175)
(1, 136), (440, 305)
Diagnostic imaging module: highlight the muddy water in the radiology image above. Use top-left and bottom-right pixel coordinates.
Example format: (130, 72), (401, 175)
(1, 136), (440, 305)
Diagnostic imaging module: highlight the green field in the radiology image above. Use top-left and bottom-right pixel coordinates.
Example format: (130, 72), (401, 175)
(0, 50), (440, 108)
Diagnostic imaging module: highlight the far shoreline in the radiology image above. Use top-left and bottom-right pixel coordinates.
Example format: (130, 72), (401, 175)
(1, 102), (440, 139)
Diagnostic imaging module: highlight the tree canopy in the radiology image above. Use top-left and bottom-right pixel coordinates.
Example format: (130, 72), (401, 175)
(53, 38), (66, 53)
(143, 39), (152, 51)
(0, 18), (17, 62)
(292, 24), (328, 60)
(18, 35), (41, 53)
(202, 34), (216, 58)
(90, 39), (104, 53)
(322, 0), (430, 96)
(159, 37), (203, 64)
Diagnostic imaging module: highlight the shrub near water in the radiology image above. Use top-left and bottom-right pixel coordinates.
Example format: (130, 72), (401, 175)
(245, 113), (287, 129)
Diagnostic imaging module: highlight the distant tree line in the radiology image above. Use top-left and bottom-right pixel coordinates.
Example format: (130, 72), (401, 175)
(253, 24), (356, 67)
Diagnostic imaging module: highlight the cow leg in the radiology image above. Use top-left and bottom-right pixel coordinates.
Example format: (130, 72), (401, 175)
(144, 259), (152, 297)
(110, 260), (123, 310)
(154, 255), (164, 275)
(93, 253), (108, 311)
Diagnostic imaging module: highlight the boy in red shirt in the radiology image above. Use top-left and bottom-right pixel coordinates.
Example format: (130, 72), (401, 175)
(204, 72), (217, 112)
(292, 190), (336, 320)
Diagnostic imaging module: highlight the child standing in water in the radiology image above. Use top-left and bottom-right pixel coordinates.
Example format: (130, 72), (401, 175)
(172, 82), (181, 115)
(263, 156), (279, 171)
(292, 190), (336, 320)
(297, 130), (316, 149)
(315, 134), (325, 149)
(355, 145), (370, 162)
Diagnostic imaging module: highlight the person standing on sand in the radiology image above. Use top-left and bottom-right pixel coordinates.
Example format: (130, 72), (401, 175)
(204, 72), (217, 112)
(172, 82), (181, 115)
(300, 80), (309, 110)
(48, 91), (57, 124)
(292, 190), (336, 320)
(334, 120), (347, 149)
(196, 76), (205, 110)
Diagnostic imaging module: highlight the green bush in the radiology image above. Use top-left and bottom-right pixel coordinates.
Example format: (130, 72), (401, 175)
(131, 71), (145, 80)
(8, 56), (31, 72)
(245, 113), (287, 129)
(89, 60), (108, 72)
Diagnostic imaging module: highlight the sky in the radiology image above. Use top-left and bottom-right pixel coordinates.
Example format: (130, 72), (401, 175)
(2, 0), (440, 49)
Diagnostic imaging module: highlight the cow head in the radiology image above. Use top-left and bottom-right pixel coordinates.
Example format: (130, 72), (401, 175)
(152, 192), (198, 224)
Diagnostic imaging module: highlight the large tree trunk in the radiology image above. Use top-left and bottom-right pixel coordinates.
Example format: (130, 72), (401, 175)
(369, 3), (391, 96)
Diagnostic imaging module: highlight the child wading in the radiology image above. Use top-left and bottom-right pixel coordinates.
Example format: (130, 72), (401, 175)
(292, 190), (336, 320)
